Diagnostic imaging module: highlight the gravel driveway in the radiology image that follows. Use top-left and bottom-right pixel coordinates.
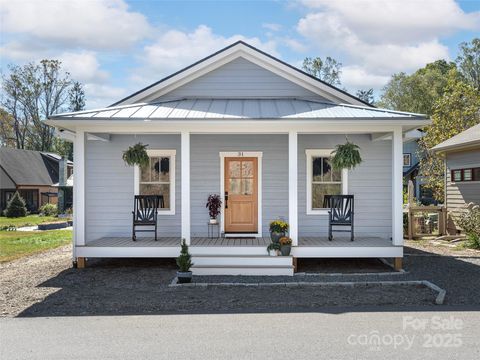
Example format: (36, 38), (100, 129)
(1, 245), (479, 317)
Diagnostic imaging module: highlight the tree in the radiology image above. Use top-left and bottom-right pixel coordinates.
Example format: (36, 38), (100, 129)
(1, 60), (73, 151)
(456, 38), (480, 91)
(4, 192), (27, 218)
(69, 81), (86, 111)
(418, 70), (480, 201)
(302, 56), (342, 86)
(378, 60), (457, 116)
(53, 81), (86, 160)
(0, 109), (16, 148)
(356, 88), (374, 104)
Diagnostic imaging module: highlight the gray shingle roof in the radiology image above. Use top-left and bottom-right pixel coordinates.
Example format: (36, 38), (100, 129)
(0, 148), (59, 186)
(431, 123), (480, 152)
(50, 98), (426, 121)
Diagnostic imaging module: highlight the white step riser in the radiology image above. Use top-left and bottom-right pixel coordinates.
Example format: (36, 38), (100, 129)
(190, 247), (268, 256)
(192, 256), (292, 267)
(192, 267), (294, 276)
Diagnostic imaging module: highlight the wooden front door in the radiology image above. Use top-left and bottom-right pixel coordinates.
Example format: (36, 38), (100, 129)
(224, 157), (258, 233)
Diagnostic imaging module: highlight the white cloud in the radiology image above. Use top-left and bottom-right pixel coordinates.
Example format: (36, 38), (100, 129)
(295, 0), (475, 91)
(262, 23), (282, 32)
(134, 25), (278, 84)
(341, 65), (391, 91)
(61, 51), (109, 84)
(0, 0), (151, 50)
(84, 83), (127, 108)
(298, 0), (480, 44)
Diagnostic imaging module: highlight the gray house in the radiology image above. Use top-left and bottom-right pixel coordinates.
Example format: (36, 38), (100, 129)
(46, 41), (429, 274)
(432, 123), (480, 232)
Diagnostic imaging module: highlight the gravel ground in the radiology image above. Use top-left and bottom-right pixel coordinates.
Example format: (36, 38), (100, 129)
(1, 245), (479, 317)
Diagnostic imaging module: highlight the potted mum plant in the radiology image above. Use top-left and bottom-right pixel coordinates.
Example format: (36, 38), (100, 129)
(266, 242), (281, 256)
(122, 143), (149, 167)
(269, 220), (289, 243)
(176, 239), (193, 283)
(206, 194), (222, 224)
(279, 236), (292, 256)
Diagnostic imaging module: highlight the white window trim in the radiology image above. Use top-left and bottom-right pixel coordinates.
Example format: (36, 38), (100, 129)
(219, 151), (263, 238)
(134, 149), (176, 215)
(306, 149), (348, 215)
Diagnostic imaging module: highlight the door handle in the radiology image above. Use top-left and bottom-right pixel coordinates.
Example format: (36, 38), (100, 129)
(225, 192), (228, 209)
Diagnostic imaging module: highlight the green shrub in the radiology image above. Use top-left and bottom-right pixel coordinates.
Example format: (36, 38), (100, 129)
(39, 203), (58, 217)
(4, 192), (27, 218)
(456, 204), (480, 249)
(176, 239), (193, 272)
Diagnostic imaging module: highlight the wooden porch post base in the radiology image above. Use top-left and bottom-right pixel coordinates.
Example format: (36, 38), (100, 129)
(77, 257), (86, 269)
(393, 257), (402, 271)
(293, 257), (298, 272)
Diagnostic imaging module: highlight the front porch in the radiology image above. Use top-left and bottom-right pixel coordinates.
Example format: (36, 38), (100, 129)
(77, 236), (402, 258)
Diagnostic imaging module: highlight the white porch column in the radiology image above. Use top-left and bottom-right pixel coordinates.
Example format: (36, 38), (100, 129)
(392, 126), (403, 246)
(73, 130), (85, 247)
(181, 131), (191, 244)
(289, 131), (298, 246)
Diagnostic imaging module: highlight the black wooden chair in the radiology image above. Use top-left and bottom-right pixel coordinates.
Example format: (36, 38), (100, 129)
(132, 195), (162, 241)
(324, 195), (354, 241)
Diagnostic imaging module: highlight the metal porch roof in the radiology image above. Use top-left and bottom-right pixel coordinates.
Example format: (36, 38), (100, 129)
(50, 99), (426, 121)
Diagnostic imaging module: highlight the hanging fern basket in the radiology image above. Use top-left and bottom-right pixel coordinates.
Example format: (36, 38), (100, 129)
(122, 143), (149, 167)
(331, 141), (363, 170)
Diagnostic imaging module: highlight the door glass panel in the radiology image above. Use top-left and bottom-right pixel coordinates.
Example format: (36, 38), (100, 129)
(229, 161), (241, 178)
(242, 161), (254, 178)
(242, 179), (254, 195)
(229, 179), (242, 194)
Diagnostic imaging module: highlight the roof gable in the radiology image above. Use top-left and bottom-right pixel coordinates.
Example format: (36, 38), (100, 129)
(151, 57), (326, 102)
(0, 148), (59, 186)
(112, 41), (371, 107)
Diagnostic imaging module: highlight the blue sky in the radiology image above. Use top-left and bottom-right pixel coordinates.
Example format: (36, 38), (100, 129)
(1, 0), (479, 108)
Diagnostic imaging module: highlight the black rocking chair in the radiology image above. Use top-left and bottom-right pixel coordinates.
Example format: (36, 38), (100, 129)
(132, 195), (162, 241)
(324, 195), (354, 241)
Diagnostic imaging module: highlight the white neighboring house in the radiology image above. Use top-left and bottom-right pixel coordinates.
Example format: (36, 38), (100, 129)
(46, 41), (429, 275)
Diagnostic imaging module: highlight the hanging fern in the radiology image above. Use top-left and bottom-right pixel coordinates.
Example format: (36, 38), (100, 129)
(122, 143), (149, 167)
(331, 141), (362, 170)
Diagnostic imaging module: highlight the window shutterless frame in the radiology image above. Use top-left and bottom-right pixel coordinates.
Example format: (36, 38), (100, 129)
(451, 167), (480, 182)
(134, 149), (176, 215)
(306, 149), (348, 215)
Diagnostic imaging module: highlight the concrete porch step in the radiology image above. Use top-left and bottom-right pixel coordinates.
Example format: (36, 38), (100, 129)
(191, 265), (294, 276)
(191, 255), (294, 276)
(192, 255), (292, 266)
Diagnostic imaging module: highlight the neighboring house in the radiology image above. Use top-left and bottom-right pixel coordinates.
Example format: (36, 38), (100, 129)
(402, 129), (435, 205)
(432, 123), (480, 233)
(0, 148), (73, 213)
(46, 41), (429, 274)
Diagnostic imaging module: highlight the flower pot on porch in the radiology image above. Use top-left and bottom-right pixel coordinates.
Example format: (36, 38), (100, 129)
(177, 271), (193, 284)
(280, 245), (291, 256)
(268, 249), (278, 256)
(209, 218), (218, 224)
(270, 231), (285, 243)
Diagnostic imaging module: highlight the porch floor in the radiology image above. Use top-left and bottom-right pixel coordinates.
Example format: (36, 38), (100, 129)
(85, 236), (393, 247)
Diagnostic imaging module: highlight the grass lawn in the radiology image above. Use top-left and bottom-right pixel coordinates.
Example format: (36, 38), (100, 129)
(0, 215), (64, 229)
(0, 229), (72, 263)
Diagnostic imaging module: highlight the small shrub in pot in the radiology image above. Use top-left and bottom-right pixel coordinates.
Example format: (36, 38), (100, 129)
(176, 239), (193, 283)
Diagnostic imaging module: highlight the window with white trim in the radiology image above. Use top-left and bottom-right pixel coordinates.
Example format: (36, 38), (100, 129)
(136, 150), (175, 215)
(306, 149), (348, 214)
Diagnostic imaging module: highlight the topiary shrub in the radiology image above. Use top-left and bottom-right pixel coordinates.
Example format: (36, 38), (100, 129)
(39, 203), (58, 217)
(4, 192), (27, 218)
